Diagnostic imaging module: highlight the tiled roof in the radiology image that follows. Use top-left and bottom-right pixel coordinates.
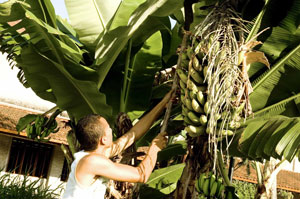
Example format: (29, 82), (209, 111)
(0, 102), (69, 145)
(233, 162), (300, 193)
(7, 20), (25, 33)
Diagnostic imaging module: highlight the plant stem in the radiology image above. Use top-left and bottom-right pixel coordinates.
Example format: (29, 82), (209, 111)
(160, 31), (188, 134)
(255, 161), (263, 185)
(217, 151), (232, 187)
(120, 39), (132, 112)
(228, 156), (235, 182)
(42, 106), (59, 116)
(245, 0), (270, 43)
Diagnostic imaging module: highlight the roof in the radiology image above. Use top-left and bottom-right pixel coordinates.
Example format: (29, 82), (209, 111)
(8, 20), (25, 33)
(0, 102), (69, 145)
(233, 161), (300, 193)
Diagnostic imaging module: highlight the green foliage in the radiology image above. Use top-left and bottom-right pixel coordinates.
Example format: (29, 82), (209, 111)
(16, 109), (61, 142)
(233, 180), (295, 199)
(2, 0), (300, 197)
(228, 116), (300, 161)
(64, 0), (121, 49)
(0, 1), (113, 122)
(232, 180), (256, 199)
(157, 141), (187, 162)
(0, 0), (186, 125)
(94, 0), (184, 88)
(16, 114), (38, 132)
(277, 189), (294, 199)
(102, 31), (164, 118)
(0, 173), (62, 199)
(228, 0), (300, 162)
(139, 163), (185, 198)
(249, 0), (300, 116)
(0, 0), (185, 124)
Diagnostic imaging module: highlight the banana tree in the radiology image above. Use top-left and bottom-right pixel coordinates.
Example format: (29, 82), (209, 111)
(227, 0), (300, 198)
(146, 0), (300, 198)
(0, 0), (184, 123)
(173, 0), (300, 198)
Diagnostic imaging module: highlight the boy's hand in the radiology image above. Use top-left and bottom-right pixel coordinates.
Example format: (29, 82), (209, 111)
(150, 132), (168, 152)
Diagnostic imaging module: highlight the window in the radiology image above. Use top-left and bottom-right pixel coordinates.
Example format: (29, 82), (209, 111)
(60, 158), (70, 182)
(6, 138), (53, 178)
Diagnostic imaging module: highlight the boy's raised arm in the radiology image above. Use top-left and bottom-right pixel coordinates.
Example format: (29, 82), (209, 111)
(109, 90), (174, 158)
(85, 132), (167, 183)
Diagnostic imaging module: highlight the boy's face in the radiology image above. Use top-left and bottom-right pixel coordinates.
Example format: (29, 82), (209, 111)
(100, 117), (113, 146)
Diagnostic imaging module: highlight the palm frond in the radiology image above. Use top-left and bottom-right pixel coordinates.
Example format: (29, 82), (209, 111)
(254, 93), (300, 117)
(250, 43), (300, 112)
(228, 116), (300, 162)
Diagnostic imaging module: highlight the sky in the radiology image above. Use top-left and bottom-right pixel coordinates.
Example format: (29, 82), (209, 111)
(50, 0), (69, 19)
(0, 0), (69, 110)
(0, 0), (68, 19)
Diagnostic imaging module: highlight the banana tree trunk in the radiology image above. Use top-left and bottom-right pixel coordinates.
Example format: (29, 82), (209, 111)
(255, 158), (287, 199)
(174, 135), (212, 199)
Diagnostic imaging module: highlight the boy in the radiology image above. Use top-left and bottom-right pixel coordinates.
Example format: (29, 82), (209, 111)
(62, 91), (174, 199)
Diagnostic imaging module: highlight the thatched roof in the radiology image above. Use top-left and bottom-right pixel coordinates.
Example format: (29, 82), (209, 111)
(0, 102), (69, 145)
(233, 161), (300, 193)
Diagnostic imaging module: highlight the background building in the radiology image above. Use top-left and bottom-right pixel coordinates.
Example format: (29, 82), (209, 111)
(0, 53), (70, 195)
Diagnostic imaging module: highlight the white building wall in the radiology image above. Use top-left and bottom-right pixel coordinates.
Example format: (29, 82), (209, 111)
(0, 135), (66, 196)
(48, 145), (65, 188)
(0, 134), (46, 187)
(47, 144), (66, 195)
(0, 134), (12, 170)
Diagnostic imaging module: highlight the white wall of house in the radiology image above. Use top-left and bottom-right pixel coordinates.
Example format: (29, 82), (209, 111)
(47, 145), (67, 193)
(0, 133), (66, 196)
(0, 134), (12, 170)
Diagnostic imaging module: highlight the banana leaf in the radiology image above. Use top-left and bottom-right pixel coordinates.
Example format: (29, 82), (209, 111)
(248, 0), (300, 77)
(18, 44), (112, 121)
(94, 0), (184, 88)
(157, 141), (187, 162)
(139, 163), (185, 198)
(64, 0), (121, 49)
(228, 116), (300, 162)
(250, 42), (300, 115)
(0, 1), (112, 122)
(100, 20), (170, 119)
(25, 0), (57, 28)
(248, 0), (300, 116)
(108, 0), (146, 31)
(224, 0), (300, 164)
(65, 0), (179, 120)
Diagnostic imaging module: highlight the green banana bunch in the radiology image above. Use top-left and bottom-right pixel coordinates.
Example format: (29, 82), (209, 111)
(22, 110), (61, 142)
(178, 39), (245, 138)
(32, 115), (51, 141)
(196, 172), (225, 198)
(177, 55), (209, 137)
(25, 123), (34, 139)
(178, 52), (212, 137)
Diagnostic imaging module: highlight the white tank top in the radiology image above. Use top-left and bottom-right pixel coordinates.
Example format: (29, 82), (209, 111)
(62, 151), (107, 199)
